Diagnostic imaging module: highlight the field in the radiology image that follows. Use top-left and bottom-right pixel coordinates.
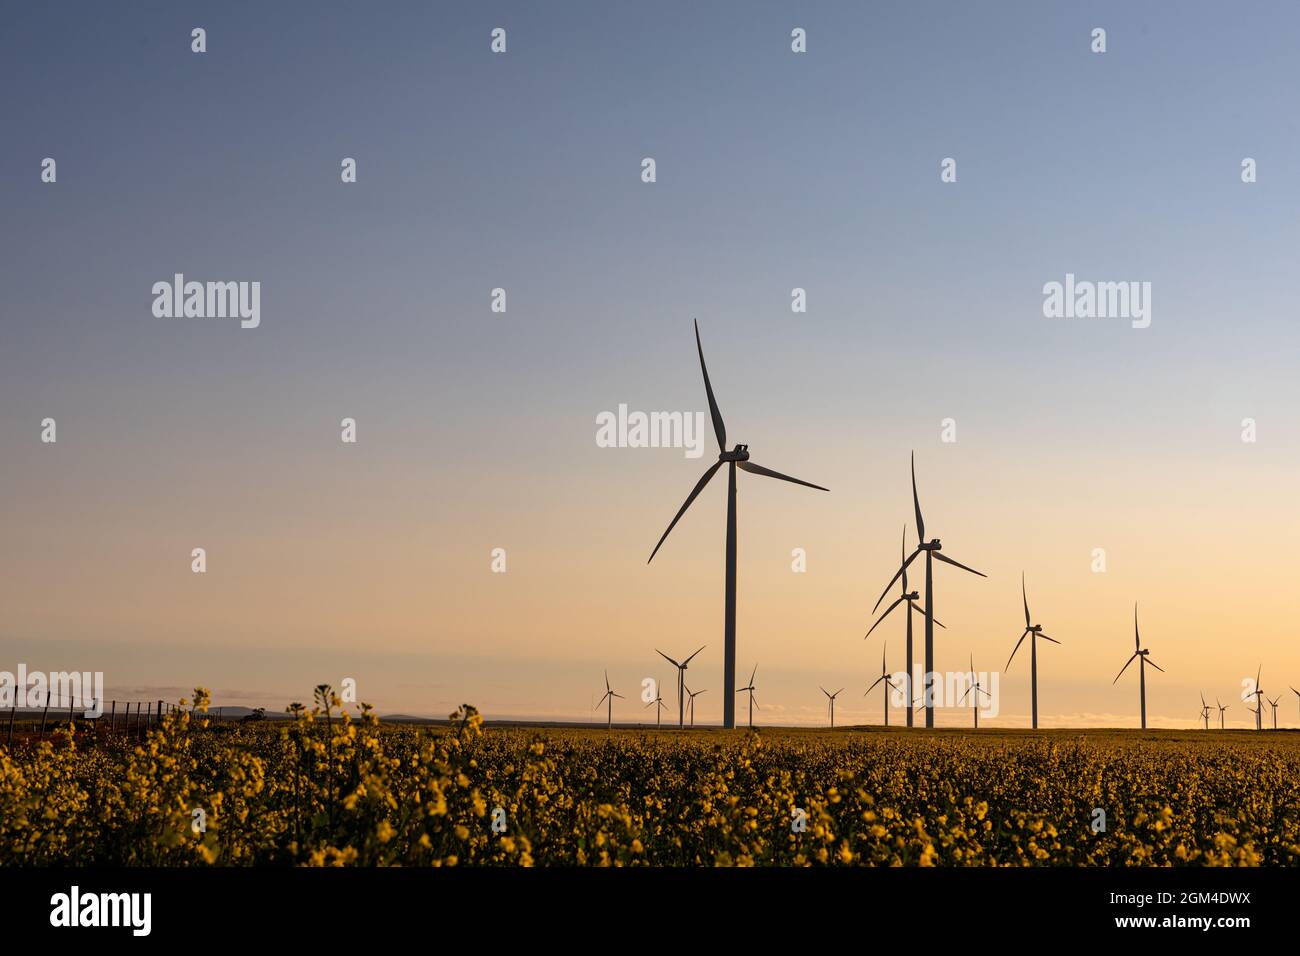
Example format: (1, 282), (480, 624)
(2, 688), (1298, 867)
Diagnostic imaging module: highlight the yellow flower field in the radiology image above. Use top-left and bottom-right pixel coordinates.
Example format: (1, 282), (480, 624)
(2, 686), (1297, 867)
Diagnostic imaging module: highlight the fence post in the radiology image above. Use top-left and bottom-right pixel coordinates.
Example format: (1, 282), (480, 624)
(157, 699), (163, 726)
(39, 690), (51, 739)
(110, 700), (116, 734)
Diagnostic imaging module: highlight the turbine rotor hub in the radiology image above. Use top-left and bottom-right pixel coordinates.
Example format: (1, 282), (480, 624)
(719, 444), (750, 462)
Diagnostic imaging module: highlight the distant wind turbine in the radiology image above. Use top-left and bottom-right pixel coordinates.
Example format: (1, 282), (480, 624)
(645, 677), (669, 729)
(1005, 573), (1060, 730)
(958, 654), (991, 729)
(736, 663), (759, 729)
(685, 684), (706, 728)
(1199, 694), (1211, 730)
(595, 671), (623, 730)
(865, 526), (945, 728)
(873, 452), (986, 728)
(864, 643), (901, 726)
(820, 686), (844, 728)
(1216, 697), (1229, 730)
(648, 320), (828, 729)
(1268, 695), (1280, 730)
(656, 645), (705, 729)
(1113, 603), (1163, 729)
(1246, 665), (1265, 731)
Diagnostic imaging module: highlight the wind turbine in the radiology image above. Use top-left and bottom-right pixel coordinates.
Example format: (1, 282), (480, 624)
(685, 684), (706, 728)
(1113, 603), (1163, 729)
(864, 643), (901, 727)
(1268, 695), (1281, 730)
(873, 452), (985, 728)
(958, 654), (991, 729)
(656, 645), (705, 729)
(648, 321), (828, 729)
(1246, 665), (1264, 731)
(736, 663), (759, 729)
(645, 678), (669, 729)
(595, 671), (623, 730)
(864, 526), (945, 728)
(1216, 698), (1229, 730)
(1199, 694), (1211, 730)
(820, 686), (844, 728)
(1004, 573), (1060, 730)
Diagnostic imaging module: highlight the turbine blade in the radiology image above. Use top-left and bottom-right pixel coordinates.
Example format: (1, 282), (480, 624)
(959, 685), (972, 703)
(1022, 572), (1030, 628)
(1134, 603), (1140, 651)
(900, 525), (909, 592)
(910, 451), (925, 543)
(874, 549), (922, 612)
(1113, 653), (1138, 684)
(648, 462), (723, 563)
(656, 650), (682, 668)
(933, 551), (986, 578)
(1003, 632), (1024, 671)
(694, 319), (727, 453)
(865, 675), (886, 694)
(866, 596), (907, 639)
(1039, 634), (1060, 645)
(1145, 657), (1165, 674)
(683, 645), (707, 666)
(749, 663), (758, 686)
(909, 602), (946, 628)
(737, 460), (828, 492)
(820, 686), (830, 698)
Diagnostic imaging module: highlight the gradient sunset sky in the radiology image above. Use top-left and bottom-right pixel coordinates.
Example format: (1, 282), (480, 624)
(4, 1), (1300, 727)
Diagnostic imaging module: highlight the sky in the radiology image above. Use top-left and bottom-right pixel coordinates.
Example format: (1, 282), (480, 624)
(4, 1), (1300, 728)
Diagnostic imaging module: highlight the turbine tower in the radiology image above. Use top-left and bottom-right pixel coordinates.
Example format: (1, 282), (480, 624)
(1216, 697), (1228, 730)
(1004, 573), (1060, 730)
(656, 645), (705, 729)
(864, 643), (901, 727)
(873, 453), (985, 727)
(1113, 603), (1163, 729)
(736, 663), (759, 729)
(1268, 695), (1280, 730)
(1199, 693), (1211, 730)
(820, 686), (844, 728)
(595, 671), (623, 731)
(648, 321), (828, 729)
(865, 526), (944, 728)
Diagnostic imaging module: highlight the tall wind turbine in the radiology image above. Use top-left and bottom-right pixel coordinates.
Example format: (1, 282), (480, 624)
(736, 663), (759, 729)
(820, 686), (844, 728)
(865, 526), (945, 728)
(1113, 603), (1163, 729)
(645, 678), (669, 729)
(1199, 693), (1211, 730)
(1246, 665), (1265, 731)
(1216, 698), (1229, 730)
(648, 321), (828, 729)
(864, 643), (901, 727)
(1004, 573), (1060, 730)
(958, 654), (991, 729)
(685, 684), (706, 728)
(656, 645), (705, 729)
(595, 671), (623, 731)
(873, 453), (985, 728)
(1268, 695), (1280, 730)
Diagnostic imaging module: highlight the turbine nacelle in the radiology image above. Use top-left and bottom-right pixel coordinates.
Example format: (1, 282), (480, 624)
(718, 444), (751, 462)
(919, 538), (942, 551)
